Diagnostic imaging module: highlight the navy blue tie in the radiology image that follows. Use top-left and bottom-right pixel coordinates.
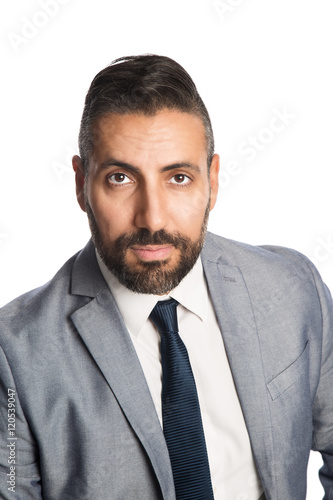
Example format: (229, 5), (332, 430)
(150, 298), (214, 500)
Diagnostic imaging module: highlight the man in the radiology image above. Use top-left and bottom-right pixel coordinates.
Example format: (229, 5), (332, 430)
(0, 55), (332, 499)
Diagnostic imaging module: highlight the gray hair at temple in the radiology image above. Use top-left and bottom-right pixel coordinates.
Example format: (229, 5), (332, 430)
(78, 54), (215, 174)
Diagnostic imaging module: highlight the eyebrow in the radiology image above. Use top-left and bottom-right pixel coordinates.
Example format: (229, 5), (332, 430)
(99, 159), (201, 174)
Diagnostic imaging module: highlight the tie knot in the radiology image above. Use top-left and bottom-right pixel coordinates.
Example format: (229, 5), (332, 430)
(149, 298), (179, 334)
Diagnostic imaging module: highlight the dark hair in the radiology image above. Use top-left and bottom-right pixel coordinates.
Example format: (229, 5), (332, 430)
(78, 54), (214, 173)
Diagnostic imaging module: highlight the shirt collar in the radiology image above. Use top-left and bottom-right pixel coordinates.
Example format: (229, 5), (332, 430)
(95, 250), (208, 337)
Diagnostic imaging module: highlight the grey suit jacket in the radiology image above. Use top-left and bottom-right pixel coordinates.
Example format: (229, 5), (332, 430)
(0, 233), (332, 499)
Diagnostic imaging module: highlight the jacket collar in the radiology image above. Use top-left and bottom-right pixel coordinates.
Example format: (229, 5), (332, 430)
(202, 233), (274, 494)
(70, 239), (176, 498)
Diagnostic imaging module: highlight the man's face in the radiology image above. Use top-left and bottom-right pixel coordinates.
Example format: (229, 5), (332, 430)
(73, 109), (219, 294)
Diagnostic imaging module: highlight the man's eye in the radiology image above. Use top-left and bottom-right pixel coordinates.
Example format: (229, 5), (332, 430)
(169, 174), (191, 185)
(108, 173), (132, 185)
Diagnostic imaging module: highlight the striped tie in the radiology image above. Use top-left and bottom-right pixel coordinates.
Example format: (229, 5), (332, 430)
(150, 298), (214, 500)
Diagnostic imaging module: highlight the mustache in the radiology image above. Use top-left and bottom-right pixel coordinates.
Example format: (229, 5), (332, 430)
(114, 229), (190, 251)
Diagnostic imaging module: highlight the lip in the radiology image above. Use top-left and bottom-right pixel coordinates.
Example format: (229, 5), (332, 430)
(130, 245), (174, 261)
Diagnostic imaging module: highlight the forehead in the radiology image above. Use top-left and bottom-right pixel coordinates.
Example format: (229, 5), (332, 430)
(91, 110), (207, 163)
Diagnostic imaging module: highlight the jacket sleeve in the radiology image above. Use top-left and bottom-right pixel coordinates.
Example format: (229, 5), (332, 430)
(0, 346), (43, 499)
(309, 261), (333, 498)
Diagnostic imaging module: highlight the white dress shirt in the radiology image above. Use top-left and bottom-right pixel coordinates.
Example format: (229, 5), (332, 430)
(97, 251), (263, 499)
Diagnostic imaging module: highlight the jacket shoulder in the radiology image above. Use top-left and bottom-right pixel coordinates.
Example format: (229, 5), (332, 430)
(204, 232), (315, 271)
(203, 232), (327, 300)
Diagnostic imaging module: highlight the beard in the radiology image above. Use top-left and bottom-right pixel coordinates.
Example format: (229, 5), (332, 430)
(85, 201), (210, 295)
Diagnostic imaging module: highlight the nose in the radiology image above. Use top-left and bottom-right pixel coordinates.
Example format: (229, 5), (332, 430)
(134, 183), (168, 233)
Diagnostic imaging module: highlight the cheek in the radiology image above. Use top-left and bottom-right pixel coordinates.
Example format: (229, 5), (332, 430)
(95, 207), (130, 237)
(88, 186), (128, 227)
(170, 194), (209, 237)
(87, 198), (120, 239)
(173, 191), (209, 219)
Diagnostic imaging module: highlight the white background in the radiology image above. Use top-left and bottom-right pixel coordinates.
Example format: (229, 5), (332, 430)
(1, 1), (332, 497)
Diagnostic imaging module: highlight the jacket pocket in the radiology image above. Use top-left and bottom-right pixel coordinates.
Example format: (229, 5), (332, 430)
(267, 340), (310, 401)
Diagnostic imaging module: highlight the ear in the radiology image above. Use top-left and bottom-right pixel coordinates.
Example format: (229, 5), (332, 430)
(72, 155), (86, 212)
(209, 154), (220, 211)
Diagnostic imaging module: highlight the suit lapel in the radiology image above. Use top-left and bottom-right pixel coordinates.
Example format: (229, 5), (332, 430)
(70, 241), (175, 498)
(202, 239), (275, 493)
